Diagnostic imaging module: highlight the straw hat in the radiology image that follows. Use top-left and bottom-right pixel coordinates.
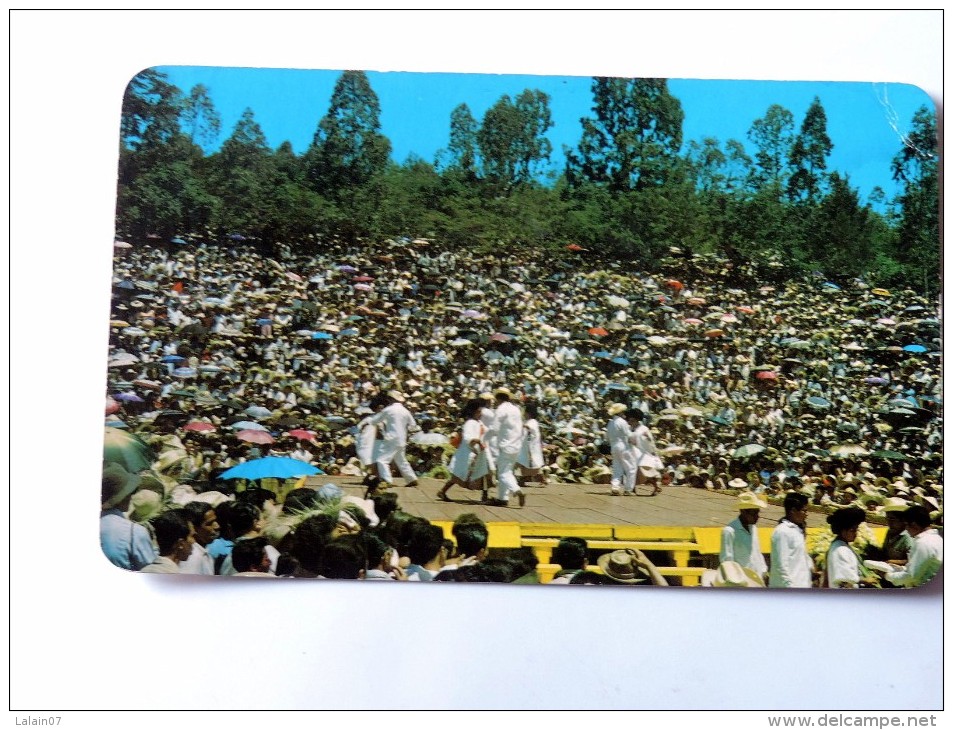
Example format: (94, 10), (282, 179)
(607, 403), (627, 416)
(881, 497), (910, 513)
(102, 464), (141, 509)
(736, 491), (766, 511)
(728, 477), (748, 489)
(128, 489), (163, 522)
(701, 561), (765, 588)
(597, 549), (651, 584)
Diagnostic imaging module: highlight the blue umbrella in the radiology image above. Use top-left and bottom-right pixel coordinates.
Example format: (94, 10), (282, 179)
(807, 396), (831, 409)
(170, 236), (187, 244)
(312, 332), (334, 340)
(611, 356), (631, 366)
(603, 382), (631, 392)
(230, 421), (267, 431)
(173, 367), (197, 378)
(903, 344), (927, 353)
(244, 405), (273, 419)
(113, 392), (144, 402)
(220, 456), (323, 480)
(161, 355), (185, 363)
(339, 328), (359, 336)
(228, 233), (247, 241)
(864, 377), (889, 385)
(822, 282), (841, 290)
(592, 350), (612, 359)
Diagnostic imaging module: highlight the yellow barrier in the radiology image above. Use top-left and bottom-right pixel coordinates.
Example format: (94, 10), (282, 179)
(535, 564), (708, 586)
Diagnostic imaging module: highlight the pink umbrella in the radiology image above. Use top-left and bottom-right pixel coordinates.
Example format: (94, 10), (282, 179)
(288, 429), (317, 441)
(756, 371), (778, 380)
(736, 306), (755, 314)
(354, 283), (373, 292)
(106, 396), (120, 415)
(237, 429), (274, 444)
(683, 318), (703, 326)
(184, 421), (216, 432)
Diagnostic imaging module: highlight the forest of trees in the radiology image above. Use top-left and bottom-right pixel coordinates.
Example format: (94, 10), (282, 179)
(116, 69), (939, 296)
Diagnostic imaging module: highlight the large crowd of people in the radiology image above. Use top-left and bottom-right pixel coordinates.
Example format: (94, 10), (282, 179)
(101, 235), (942, 586)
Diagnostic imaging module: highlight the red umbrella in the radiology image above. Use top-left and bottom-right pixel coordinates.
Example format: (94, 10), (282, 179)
(665, 279), (684, 291)
(288, 429), (317, 441)
(736, 305), (755, 314)
(184, 421), (216, 432)
(106, 396), (120, 415)
(353, 275), (375, 283)
(756, 371), (778, 380)
(588, 326), (609, 337)
(566, 244), (585, 252)
(704, 329), (724, 338)
(237, 429), (274, 444)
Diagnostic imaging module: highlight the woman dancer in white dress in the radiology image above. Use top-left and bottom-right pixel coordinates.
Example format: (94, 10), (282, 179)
(517, 400), (547, 486)
(437, 399), (491, 502)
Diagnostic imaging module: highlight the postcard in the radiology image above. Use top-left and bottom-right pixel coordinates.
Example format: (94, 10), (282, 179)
(102, 66), (940, 590)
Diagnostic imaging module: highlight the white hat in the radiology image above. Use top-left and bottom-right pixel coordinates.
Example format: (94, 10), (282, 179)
(701, 561), (765, 588)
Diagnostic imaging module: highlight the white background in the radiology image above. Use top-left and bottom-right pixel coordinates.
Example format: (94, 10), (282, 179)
(8, 9), (944, 716)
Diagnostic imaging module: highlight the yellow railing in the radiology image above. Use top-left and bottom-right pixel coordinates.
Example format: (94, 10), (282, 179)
(431, 522), (889, 587)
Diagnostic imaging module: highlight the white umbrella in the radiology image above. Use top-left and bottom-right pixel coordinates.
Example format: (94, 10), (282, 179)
(449, 338), (474, 347)
(411, 432), (450, 446)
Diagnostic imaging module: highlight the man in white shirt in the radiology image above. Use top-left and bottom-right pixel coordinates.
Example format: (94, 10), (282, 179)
(769, 492), (814, 588)
(491, 387), (525, 507)
(885, 506), (943, 588)
(358, 391), (421, 488)
(605, 403), (636, 496)
(179, 501), (221, 576)
(721, 492), (769, 580)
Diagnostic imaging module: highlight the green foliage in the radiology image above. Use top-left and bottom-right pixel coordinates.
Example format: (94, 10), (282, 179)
(747, 104), (794, 197)
(181, 84), (222, 150)
(788, 97), (833, 204)
(566, 77), (684, 192)
(890, 105), (939, 297)
(306, 70), (390, 199)
(121, 68), (183, 152)
(112, 70), (937, 300)
(476, 89), (553, 192)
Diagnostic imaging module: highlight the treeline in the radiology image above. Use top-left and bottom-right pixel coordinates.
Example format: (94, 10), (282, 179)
(116, 70), (939, 295)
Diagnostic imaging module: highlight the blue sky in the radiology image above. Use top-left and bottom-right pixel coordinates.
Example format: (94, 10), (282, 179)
(157, 65), (933, 207)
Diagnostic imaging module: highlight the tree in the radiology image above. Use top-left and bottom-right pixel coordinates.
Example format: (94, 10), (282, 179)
(306, 70), (391, 199)
(565, 77), (684, 192)
(120, 68), (182, 152)
(476, 89), (553, 191)
(807, 172), (875, 276)
(685, 137), (727, 193)
(439, 103), (479, 180)
(181, 84), (222, 150)
(787, 96), (833, 204)
(890, 105), (939, 296)
(747, 104), (794, 198)
(207, 108), (273, 237)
